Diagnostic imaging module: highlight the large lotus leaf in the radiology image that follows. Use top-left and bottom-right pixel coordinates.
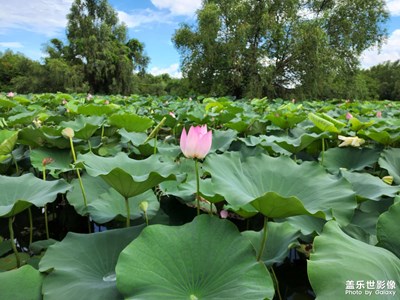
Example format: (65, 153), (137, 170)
(67, 174), (159, 223)
(0, 265), (43, 300)
(308, 221), (400, 300)
(379, 148), (400, 184)
(322, 147), (381, 174)
(108, 113), (154, 132)
(308, 112), (340, 133)
(7, 110), (37, 126)
(116, 215), (274, 300)
(60, 115), (104, 139)
(265, 111), (306, 129)
(0, 130), (19, 156)
(242, 221), (301, 267)
(30, 148), (73, 174)
(39, 226), (144, 300)
(204, 153), (356, 225)
(281, 215), (326, 235)
(377, 198), (400, 258)
(341, 170), (399, 202)
(238, 135), (291, 155)
(262, 131), (327, 154)
(0, 173), (71, 217)
(79, 152), (178, 198)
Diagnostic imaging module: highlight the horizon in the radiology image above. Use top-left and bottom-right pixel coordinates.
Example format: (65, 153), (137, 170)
(0, 0), (399, 78)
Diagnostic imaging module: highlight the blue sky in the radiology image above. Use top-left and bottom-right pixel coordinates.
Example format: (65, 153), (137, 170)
(0, 0), (399, 78)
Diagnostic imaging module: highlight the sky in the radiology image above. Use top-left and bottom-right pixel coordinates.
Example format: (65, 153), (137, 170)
(0, 0), (400, 78)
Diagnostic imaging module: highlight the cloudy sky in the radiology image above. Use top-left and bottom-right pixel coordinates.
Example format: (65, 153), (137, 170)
(0, 0), (399, 78)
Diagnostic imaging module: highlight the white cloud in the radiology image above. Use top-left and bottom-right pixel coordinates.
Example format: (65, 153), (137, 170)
(117, 9), (174, 28)
(0, 42), (24, 48)
(150, 63), (182, 78)
(360, 29), (400, 68)
(387, 0), (400, 16)
(0, 0), (72, 36)
(150, 0), (201, 16)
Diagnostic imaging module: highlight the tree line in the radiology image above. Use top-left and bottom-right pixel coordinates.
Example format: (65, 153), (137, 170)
(0, 0), (398, 100)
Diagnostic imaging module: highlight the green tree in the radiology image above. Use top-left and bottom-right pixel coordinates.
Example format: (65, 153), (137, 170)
(65, 0), (149, 94)
(364, 60), (400, 100)
(173, 0), (389, 99)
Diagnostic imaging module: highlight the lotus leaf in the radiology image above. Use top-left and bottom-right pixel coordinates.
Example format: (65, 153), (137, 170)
(0, 265), (43, 300)
(39, 226), (144, 300)
(116, 215), (274, 299)
(79, 152), (179, 199)
(204, 153), (356, 224)
(308, 221), (400, 300)
(0, 173), (71, 217)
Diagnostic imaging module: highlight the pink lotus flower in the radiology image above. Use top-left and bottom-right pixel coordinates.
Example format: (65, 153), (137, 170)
(376, 111), (382, 118)
(7, 92), (15, 97)
(346, 112), (353, 120)
(180, 125), (212, 159)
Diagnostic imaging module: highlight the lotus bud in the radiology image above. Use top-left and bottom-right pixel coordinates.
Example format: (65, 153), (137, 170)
(139, 201), (149, 213)
(62, 127), (75, 139)
(7, 92), (15, 97)
(382, 176), (393, 185)
(220, 210), (229, 219)
(376, 111), (382, 118)
(345, 112), (353, 120)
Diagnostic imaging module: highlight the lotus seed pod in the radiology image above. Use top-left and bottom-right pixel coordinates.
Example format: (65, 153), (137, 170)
(62, 127), (75, 139)
(139, 201), (149, 213)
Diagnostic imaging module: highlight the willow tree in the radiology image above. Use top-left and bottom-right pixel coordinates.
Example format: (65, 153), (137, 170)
(173, 0), (389, 99)
(65, 0), (148, 94)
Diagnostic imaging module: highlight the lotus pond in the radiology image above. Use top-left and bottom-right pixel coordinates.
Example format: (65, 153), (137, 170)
(0, 93), (399, 299)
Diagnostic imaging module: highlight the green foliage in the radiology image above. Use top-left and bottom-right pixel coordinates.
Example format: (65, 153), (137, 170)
(173, 0), (389, 99)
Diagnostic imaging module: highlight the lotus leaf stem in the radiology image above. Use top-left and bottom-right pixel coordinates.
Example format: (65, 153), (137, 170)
(270, 266), (282, 300)
(321, 137), (325, 165)
(28, 207), (33, 245)
(257, 216), (268, 262)
(42, 166), (50, 239)
(8, 217), (20, 268)
(69, 137), (90, 232)
(125, 197), (131, 227)
(194, 159), (200, 216)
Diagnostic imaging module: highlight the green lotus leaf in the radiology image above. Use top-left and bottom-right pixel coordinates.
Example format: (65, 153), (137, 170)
(79, 152), (178, 199)
(7, 110), (37, 126)
(377, 199), (400, 258)
(0, 97), (17, 108)
(0, 130), (18, 155)
(210, 129), (237, 153)
(379, 148), (400, 184)
(116, 215), (274, 300)
(242, 221), (301, 266)
(67, 174), (159, 223)
(265, 111), (306, 129)
(321, 147), (381, 174)
(60, 115), (104, 140)
(204, 153), (356, 224)
(39, 226), (144, 300)
(0, 265), (43, 300)
(262, 131), (327, 154)
(308, 221), (400, 300)
(282, 215), (326, 235)
(30, 148), (73, 174)
(341, 170), (399, 202)
(349, 117), (374, 132)
(308, 112), (340, 133)
(108, 113), (154, 132)
(360, 129), (400, 145)
(0, 173), (71, 217)
(77, 103), (119, 116)
(0, 252), (30, 271)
